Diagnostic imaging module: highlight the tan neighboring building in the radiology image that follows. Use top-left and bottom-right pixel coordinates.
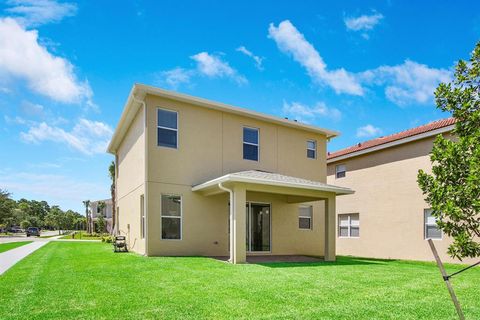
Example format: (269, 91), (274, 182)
(327, 118), (471, 263)
(107, 84), (352, 263)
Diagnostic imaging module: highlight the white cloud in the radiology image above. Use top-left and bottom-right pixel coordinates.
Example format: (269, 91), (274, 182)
(282, 101), (341, 123)
(20, 101), (45, 117)
(236, 46), (264, 70)
(356, 124), (382, 138)
(20, 118), (113, 155)
(359, 60), (451, 105)
(268, 20), (363, 95)
(6, 0), (77, 27)
(0, 18), (92, 104)
(191, 52), (247, 85)
(158, 67), (193, 89)
(344, 13), (383, 31)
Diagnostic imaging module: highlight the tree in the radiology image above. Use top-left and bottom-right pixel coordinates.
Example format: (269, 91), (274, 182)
(20, 220), (31, 229)
(0, 189), (16, 229)
(418, 42), (480, 260)
(109, 161), (116, 235)
(96, 201), (106, 233)
(83, 200), (90, 233)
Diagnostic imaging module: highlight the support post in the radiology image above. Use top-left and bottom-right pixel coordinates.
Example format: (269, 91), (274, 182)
(324, 195), (336, 261)
(232, 185), (246, 264)
(428, 239), (465, 320)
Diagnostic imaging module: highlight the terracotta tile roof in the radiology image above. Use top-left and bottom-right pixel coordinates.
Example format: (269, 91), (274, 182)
(327, 118), (456, 161)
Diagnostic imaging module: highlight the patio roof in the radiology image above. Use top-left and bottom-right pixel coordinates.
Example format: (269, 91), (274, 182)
(192, 170), (354, 195)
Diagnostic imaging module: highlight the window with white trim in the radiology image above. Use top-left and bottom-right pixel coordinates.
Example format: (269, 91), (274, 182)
(243, 127), (259, 161)
(424, 209), (442, 240)
(140, 195), (145, 239)
(157, 108), (178, 148)
(338, 213), (359, 237)
(299, 206), (313, 229)
(161, 195), (182, 240)
(336, 164), (346, 179)
(307, 140), (316, 159)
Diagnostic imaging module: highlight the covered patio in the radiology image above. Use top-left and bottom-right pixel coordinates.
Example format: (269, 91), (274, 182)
(193, 170), (353, 264)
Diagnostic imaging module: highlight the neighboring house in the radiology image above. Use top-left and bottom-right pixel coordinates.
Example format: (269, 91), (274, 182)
(90, 199), (113, 233)
(327, 118), (472, 263)
(107, 84), (352, 263)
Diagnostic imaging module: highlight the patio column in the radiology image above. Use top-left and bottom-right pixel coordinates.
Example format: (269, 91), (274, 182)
(324, 194), (336, 261)
(231, 185), (246, 264)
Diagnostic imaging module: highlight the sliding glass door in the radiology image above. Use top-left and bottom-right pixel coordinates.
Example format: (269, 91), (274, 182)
(246, 202), (271, 252)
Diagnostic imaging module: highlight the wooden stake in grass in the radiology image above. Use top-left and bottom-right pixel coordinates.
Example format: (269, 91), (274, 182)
(428, 239), (465, 320)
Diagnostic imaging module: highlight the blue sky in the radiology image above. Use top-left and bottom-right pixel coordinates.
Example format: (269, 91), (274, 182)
(0, 0), (479, 212)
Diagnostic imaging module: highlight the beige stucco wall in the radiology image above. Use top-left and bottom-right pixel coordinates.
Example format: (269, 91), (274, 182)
(116, 105), (146, 254)
(146, 185), (326, 257)
(327, 135), (472, 264)
(139, 94), (329, 256)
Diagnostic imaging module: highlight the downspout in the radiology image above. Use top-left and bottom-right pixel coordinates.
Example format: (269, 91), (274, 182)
(132, 94), (149, 256)
(218, 182), (234, 263)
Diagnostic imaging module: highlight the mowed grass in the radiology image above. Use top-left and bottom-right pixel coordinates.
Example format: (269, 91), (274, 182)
(0, 242), (479, 319)
(59, 231), (101, 240)
(0, 241), (32, 253)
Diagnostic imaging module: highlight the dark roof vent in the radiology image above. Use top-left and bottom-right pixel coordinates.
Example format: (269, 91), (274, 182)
(294, 119), (298, 122)
(357, 143), (362, 147)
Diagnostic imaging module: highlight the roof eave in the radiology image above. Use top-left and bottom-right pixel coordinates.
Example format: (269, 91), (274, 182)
(327, 124), (455, 163)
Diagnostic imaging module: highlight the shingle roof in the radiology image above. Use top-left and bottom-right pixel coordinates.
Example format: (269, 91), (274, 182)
(327, 118), (456, 161)
(192, 170), (354, 195)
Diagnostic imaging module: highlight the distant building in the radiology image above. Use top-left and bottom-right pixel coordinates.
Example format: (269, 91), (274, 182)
(90, 199), (113, 233)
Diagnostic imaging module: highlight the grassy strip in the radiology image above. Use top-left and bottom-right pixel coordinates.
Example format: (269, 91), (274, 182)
(0, 241), (33, 253)
(0, 242), (479, 319)
(59, 231), (102, 240)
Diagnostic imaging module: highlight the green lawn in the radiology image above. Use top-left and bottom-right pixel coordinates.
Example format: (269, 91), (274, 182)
(0, 241), (32, 253)
(0, 242), (479, 319)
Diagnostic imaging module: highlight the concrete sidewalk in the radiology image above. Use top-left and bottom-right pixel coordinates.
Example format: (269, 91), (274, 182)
(0, 241), (48, 275)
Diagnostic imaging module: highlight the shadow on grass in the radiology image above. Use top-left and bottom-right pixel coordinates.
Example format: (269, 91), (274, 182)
(256, 256), (396, 268)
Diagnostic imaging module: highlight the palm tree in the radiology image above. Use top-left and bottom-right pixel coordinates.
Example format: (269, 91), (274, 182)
(82, 200), (90, 233)
(108, 161), (116, 235)
(97, 201), (106, 233)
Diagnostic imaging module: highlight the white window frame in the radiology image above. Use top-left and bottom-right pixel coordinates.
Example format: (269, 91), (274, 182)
(243, 126), (259, 161)
(335, 164), (346, 179)
(298, 205), (313, 230)
(161, 194), (182, 240)
(140, 195), (145, 239)
(338, 213), (359, 238)
(424, 209), (442, 240)
(157, 108), (178, 149)
(307, 140), (317, 159)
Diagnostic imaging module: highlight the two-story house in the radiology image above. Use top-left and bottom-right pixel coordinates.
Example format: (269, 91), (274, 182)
(107, 84), (352, 264)
(90, 199), (113, 233)
(326, 118), (472, 263)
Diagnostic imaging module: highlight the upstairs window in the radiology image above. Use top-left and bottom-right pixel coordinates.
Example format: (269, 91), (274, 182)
(157, 108), (178, 148)
(424, 209), (442, 240)
(338, 213), (359, 238)
(299, 206), (313, 230)
(307, 140), (316, 159)
(336, 164), (346, 179)
(243, 127), (259, 161)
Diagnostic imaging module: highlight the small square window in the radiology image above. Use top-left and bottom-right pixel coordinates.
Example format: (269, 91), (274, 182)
(299, 206), (313, 230)
(307, 140), (316, 159)
(338, 213), (359, 238)
(336, 164), (346, 179)
(424, 209), (442, 240)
